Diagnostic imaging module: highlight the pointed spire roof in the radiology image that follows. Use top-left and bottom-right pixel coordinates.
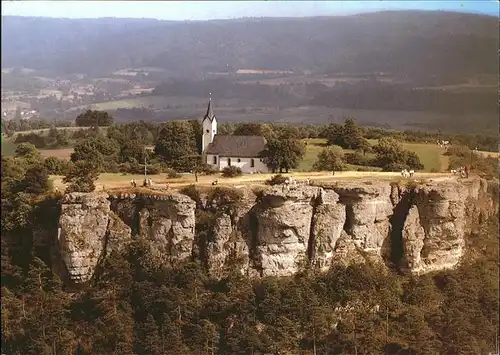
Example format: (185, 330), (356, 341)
(203, 93), (216, 122)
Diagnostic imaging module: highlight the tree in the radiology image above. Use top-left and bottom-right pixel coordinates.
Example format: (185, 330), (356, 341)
(273, 125), (300, 140)
(71, 136), (120, 171)
(1, 156), (26, 199)
(262, 138), (305, 173)
(118, 140), (147, 164)
(406, 151), (424, 170)
(43, 156), (62, 175)
(75, 110), (114, 127)
(106, 125), (127, 146)
(154, 121), (197, 171)
(372, 137), (409, 171)
(233, 123), (263, 136)
(15, 143), (42, 166)
(188, 120), (203, 153)
(373, 137), (424, 171)
(325, 118), (370, 150)
(137, 314), (161, 355)
(63, 160), (100, 193)
(313, 146), (345, 172)
(20, 165), (50, 194)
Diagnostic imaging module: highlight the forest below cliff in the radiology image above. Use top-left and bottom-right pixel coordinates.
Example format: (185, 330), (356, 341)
(1, 129), (499, 354)
(1, 193), (498, 354)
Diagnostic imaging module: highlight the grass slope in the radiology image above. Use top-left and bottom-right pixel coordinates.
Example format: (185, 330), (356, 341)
(299, 138), (449, 172)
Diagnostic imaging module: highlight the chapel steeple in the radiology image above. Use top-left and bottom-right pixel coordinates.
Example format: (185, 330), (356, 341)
(202, 93), (217, 152)
(203, 92), (216, 122)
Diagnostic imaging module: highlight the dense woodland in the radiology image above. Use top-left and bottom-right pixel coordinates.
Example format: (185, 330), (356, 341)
(1, 126), (499, 353)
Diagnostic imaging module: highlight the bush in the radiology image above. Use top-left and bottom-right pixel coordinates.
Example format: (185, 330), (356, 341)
(166, 168), (181, 179)
(118, 163), (132, 173)
(103, 160), (120, 173)
(265, 174), (288, 186)
(126, 163), (162, 175)
(406, 151), (424, 170)
(252, 187), (268, 202)
(199, 164), (218, 176)
(221, 166), (242, 178)
(444, 145), (471, 157)
(180, 184), (201, 205)
(383, 163), (409, 172)
(207, 186), (243, 211)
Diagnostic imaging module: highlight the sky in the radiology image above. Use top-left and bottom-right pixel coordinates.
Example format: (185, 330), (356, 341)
(1, 1), (498, 20)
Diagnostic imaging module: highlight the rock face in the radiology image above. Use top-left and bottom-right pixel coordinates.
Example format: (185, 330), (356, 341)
(58, 193), (131, 283)
(56, 177), (494, 283)
(251, 186), (318, 277)
(401, 178), (493, 273)
(332, 182), (394, 256)
(135, 194), (196, 263)
(310, 189), (346, 271)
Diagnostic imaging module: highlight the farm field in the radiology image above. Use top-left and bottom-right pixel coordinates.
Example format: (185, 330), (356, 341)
(67, 96), (237, 112)
(10, 126), (106, 139)
(239, 74), (396, 86)
(39, 148), (74, 159)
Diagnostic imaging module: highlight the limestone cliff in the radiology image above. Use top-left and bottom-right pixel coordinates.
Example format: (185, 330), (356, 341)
(55, 178), (495, 283)
(57, 193), (131, 283)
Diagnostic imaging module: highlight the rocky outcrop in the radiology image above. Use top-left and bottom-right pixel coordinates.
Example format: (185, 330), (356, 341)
(55, 177), (495, 283)
(58, 193), (131, 283)
(135, 194), (196, 264)
(310, 189), (346, 271)
(251, 186), (319, 277)
(401, 178), (493, 273)
(332, 182), (394, 256)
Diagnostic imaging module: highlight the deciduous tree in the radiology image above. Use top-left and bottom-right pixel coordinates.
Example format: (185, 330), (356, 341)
(63, 160), (99, 193)
(312, 146), (345, 172)
(262, 138), (305, 173)
(154, 121), (197, 171)
(75, 110), (114, 127)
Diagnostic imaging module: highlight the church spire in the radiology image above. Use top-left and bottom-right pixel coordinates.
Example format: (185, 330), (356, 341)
(203, 92), (216, 122)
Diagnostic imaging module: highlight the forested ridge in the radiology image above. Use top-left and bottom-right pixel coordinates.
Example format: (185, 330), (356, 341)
(2, 11), (497, 79)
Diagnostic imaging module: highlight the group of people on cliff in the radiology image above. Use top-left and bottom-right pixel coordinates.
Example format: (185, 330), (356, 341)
(130, 178), (154, 188)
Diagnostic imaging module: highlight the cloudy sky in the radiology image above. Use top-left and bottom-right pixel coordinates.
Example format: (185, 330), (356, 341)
(1, 1), (498, 20)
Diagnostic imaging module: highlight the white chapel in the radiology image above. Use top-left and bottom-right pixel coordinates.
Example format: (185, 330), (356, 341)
(201, 97), (269, 173)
